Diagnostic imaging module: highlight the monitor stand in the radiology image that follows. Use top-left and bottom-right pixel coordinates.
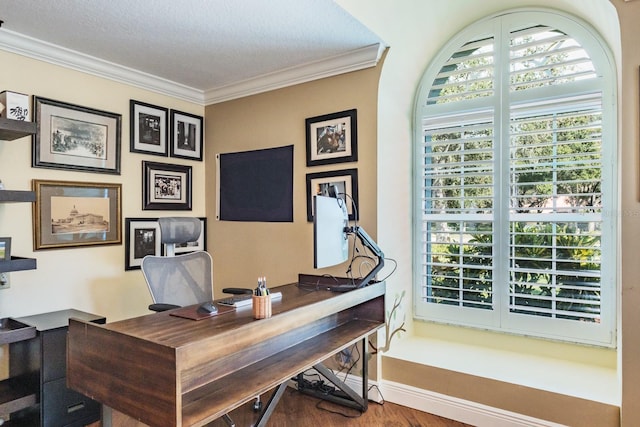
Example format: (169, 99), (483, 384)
(326, 283), (357, 293)
(298, 274), (355, 292)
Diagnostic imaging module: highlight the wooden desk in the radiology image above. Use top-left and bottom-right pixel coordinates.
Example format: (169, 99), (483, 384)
(67, 279), (385, 427)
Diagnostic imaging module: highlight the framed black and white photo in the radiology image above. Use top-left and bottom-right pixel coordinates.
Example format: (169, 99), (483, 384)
(306, 109), (357, 166)
(169, 217), (207, 255)
(33, 96), (122, 174)
(170, 110), (203, 161)
(125, 218), (161, 270)
(130, 100), (168, 156)
(32, 179), (122, 250)
(142, 161), (192, 210)
(0, 237), (11, 261)
(306, 168), (359, 222)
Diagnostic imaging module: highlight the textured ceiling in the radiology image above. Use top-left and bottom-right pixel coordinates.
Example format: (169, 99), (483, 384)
(0, 0), (384, 102)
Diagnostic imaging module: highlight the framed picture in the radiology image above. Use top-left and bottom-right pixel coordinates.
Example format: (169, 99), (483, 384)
(33, 96), (122, 174)
(169, 217), (207, 255)
(32, 180), (122, 250)
(0, 237), (11, 261)
(306, 168), (359, 222)
(130, 100), (168, 156)
(170, 110), (203, 161)
(306, 109), (357, 166)
(142, 161), (192, 210)
(125, 218), (161, 270)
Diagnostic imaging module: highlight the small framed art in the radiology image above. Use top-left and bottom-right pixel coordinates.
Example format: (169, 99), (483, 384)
(32, 180), (122, 250)
(0, 237), (11, 261)
(33, 96), (122, 174)
(306, 109), (357, 166)
(306, 168), (359, 222)
(130, 100), (168, 156)
(170, 110), (203, 161)
(142, 161), (192, 210)
(125, 218), (161, 270)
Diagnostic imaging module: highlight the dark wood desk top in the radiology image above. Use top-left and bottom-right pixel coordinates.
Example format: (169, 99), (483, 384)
(68, 279), (385, 427)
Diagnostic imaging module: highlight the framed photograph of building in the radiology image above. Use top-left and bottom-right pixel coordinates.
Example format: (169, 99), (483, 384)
(306, 109), (357, 166)
(125, 218), (161, 270)
(33, 96), (122, 174)
(170, 110), (203, 161)
(142, 161), (192, 210)
(130, 100), (168, 156)
(32, 179), (122, 250)
(306, 168), (359, 222)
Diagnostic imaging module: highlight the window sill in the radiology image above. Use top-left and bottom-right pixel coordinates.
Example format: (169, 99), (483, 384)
(382, 334), (619, 406)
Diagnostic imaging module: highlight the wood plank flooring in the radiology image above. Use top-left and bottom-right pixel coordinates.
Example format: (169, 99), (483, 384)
(206, 386), (471, 427)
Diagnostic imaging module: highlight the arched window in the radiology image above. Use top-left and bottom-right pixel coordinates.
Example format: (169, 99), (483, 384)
(413, 10), (616, 346)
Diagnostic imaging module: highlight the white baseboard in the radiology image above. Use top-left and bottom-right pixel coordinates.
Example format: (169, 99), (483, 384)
(380, 380), (568, 427)
(337, 374), (566, 427)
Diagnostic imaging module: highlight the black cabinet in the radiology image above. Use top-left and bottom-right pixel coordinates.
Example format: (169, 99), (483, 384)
(8, 309), (105, 426)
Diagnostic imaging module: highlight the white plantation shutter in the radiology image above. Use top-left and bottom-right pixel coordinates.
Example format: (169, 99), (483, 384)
(508, 96), (603, 322)
(414, 11), (616, 346)
(420, 111), (494, 310)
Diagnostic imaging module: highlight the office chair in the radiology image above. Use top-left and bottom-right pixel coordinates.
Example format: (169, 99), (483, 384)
(141, 217), (214, 313)
(140, 217), (259, 426)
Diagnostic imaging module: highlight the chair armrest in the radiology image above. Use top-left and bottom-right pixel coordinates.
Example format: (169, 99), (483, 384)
(222, 287), (254, 295)
(149, 303), (181, 312)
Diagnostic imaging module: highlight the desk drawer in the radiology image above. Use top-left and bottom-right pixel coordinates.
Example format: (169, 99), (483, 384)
(42, 378), (100, 427)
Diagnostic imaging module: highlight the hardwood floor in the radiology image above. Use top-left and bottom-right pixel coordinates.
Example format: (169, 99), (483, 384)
(207, 386), (471, 427)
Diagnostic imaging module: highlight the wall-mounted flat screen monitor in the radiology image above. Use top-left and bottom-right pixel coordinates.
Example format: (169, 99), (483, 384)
(313, 194), (349, 269)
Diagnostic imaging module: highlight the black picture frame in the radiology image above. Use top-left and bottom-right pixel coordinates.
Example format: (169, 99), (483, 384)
(142, 161), (192, 210)
(306, 109), (357, 166)
(125, 218), (161, 270)
(306, 168), (359, 222)
(170, 109), (203, 161)
(130, 100), (168, 157)
(33, 96), (122, 174)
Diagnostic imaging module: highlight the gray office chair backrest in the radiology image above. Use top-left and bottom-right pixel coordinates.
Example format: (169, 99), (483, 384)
(141, 217), (213, 310)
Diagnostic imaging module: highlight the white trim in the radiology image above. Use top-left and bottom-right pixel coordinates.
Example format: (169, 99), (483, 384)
(0, 29), (204, 104)
(0, 29), (385, 106)
(204, 43), (385, 105)
(379, 380), (567, 427)
(295, 362), (566, 426)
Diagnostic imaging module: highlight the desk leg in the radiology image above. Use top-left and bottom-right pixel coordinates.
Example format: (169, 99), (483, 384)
(299, 337), (369, 412)
(254, 382), (288, 427)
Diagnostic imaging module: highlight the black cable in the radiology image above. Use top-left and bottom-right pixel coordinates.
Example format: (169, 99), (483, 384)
(314, 398), (362, 419)
(377, 256), (398, 282)
(367, 383), (385, 405)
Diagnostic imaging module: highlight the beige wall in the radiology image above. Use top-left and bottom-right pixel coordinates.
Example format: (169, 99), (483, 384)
(0, 50), (205, 322)
(612, 0), (640, 425)
(204, 65), (381, 296)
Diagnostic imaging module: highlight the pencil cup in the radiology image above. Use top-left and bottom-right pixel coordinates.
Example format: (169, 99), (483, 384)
(252, 295), (272, 319)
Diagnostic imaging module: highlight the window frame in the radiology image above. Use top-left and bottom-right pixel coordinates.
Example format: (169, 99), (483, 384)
(412, 9), (617, 347)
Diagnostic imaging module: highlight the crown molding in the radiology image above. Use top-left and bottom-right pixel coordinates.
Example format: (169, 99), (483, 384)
(0, 29), (384, 106)
(204, 43), (385, 105)
(0, 29), (206, 104)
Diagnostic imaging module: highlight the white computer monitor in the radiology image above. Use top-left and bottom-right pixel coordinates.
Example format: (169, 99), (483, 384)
(313, 194), (349, 269)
